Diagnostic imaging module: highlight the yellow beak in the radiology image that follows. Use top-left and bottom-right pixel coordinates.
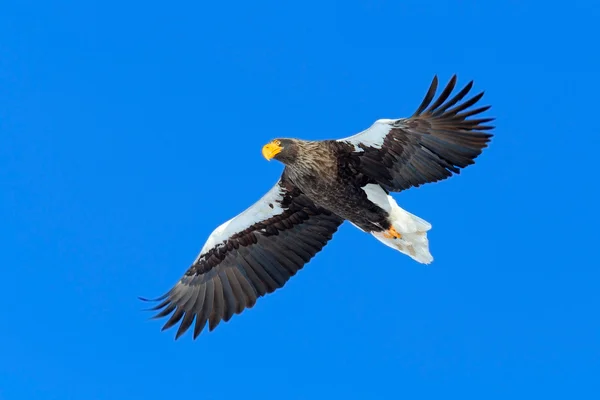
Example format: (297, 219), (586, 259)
(262, 141), (282, 161)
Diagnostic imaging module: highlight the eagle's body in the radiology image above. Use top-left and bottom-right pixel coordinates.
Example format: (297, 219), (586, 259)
(143, 75), (494, 339)
(282, 140), (389, 233)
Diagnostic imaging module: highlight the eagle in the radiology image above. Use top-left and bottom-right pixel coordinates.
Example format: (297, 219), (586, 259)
(142, 75), (494, 339)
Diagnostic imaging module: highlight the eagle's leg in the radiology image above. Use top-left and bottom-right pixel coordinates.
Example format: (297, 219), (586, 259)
(382, 226), (402, 239)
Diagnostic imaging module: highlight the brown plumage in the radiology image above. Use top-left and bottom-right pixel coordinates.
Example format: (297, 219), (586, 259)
(142, 75), (494, 339)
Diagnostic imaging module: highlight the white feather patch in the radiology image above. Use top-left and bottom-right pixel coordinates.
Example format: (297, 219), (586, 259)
(195, 180), (286, 261)
(362, 183), (392, 212)
(338, 119), (395, 151)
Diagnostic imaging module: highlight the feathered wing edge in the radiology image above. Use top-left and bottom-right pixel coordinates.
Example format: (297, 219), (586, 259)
(140, 175), (344, 339)
(339, 75), (495, 192)
(411, 74), (495, 131)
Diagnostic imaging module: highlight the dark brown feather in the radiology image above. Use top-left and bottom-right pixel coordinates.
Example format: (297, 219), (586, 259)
(342, 75), (494, 192)
(142, 175), (343, 339)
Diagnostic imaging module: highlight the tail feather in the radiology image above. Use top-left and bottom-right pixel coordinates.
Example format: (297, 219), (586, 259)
(360, 183), (434, 264)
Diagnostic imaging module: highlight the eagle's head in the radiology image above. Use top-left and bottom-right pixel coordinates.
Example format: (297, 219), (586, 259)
(261, 138), (299, 165)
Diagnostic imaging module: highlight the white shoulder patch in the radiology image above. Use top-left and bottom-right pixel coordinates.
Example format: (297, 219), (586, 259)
(337, 119), (395, 151)
(195, 180), (287, 261)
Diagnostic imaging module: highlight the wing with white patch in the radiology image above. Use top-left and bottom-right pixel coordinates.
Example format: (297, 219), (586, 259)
(337, 75), (494, 192)
(142, 172), (344, 339)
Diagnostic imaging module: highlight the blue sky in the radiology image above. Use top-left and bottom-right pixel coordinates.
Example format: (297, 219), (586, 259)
(1, 0), (599, 398)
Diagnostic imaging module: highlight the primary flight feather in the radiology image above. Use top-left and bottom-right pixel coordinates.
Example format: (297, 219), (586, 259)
(141, 75), (494, 339)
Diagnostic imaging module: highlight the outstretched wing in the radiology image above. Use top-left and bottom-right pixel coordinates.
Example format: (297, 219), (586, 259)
(337, 75), (494, 192)
(142, 172), (344, 339)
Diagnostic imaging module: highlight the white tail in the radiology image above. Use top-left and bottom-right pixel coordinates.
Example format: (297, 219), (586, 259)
(362, 184), (434, 264)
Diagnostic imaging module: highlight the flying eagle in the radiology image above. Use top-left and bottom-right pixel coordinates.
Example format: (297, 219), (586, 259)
(142, 75), (494, 339)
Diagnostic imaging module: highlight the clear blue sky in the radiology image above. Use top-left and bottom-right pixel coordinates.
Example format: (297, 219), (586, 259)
(2, 0), (599, 399)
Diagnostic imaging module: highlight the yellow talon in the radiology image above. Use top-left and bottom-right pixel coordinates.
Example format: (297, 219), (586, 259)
(383, 226), (402, 239)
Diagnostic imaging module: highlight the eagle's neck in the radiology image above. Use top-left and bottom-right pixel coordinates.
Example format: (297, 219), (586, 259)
(295, 141), (333, 171)
(285, 140), (337, 190)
